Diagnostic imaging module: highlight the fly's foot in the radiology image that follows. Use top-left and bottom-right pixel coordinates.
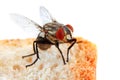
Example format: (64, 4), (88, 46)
(66, 59), (69, 62)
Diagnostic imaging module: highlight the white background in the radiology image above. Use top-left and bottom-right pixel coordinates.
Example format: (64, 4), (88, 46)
(0, 0), (120, 80)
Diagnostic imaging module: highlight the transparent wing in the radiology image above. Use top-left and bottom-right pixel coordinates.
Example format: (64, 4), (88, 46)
(40, 6), (56, 25)
(10, 13), (42, 35)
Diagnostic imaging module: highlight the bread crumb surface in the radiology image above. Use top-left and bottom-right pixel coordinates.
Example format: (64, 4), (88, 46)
(0, 37), (97, 80)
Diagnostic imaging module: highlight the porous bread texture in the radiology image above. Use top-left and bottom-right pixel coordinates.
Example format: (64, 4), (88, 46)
(0, 37), (97, 80)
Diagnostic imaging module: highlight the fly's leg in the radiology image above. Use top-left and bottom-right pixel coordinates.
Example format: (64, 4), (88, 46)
(22, 53), (35, 58)
(22, 41), (37, 58)
(55, 42), (66, 65)
(22, 41), (40, 68)
(66, 38), (76, 62)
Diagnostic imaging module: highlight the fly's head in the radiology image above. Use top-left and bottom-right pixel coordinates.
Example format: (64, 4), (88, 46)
(64, 24), (74, 40)
(55, 23), (74, 41)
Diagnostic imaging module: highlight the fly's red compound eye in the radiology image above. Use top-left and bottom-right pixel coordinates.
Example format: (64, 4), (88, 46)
(56, 27), (65, 40)
(66, 24), (74, 32)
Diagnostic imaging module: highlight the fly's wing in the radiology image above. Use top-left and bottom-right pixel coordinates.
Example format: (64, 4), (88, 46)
(10, 13), (42, 36)
(40, 6), (56, 25)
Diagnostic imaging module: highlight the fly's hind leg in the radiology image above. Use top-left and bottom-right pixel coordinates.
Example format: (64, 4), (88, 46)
(22, 53), (35, 58)
(22, 40), (40, 68)
(22, 41), (38, 58)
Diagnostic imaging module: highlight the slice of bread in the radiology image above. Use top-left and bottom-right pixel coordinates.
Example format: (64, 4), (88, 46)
(0, 37), (97, 80)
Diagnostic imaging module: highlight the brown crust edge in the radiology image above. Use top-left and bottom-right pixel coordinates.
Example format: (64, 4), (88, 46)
(71, 37), (97, 80)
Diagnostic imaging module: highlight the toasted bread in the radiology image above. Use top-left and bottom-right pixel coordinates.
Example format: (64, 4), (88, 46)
(0, 37), (97, 80)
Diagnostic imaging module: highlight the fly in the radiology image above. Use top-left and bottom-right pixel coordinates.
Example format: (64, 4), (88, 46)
(10, 6), (80, 68)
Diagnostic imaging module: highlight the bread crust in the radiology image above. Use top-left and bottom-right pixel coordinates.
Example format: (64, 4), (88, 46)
(0, 37), (97, 80)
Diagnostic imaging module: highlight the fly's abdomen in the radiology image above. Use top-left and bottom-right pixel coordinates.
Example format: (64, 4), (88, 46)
(38, 44), (51, 50)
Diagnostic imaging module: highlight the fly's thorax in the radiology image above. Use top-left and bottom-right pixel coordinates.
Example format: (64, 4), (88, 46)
(43, 22), (64, 43)
(43, 22), (64, 32)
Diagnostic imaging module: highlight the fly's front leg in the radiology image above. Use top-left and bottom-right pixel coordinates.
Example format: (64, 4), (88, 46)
(55, 42), (66, 65)
(22, 41), (40, 68)
(66, 38), (76, 62)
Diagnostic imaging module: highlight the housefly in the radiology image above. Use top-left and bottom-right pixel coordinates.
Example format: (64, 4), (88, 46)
(11, 6), (79, 68)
